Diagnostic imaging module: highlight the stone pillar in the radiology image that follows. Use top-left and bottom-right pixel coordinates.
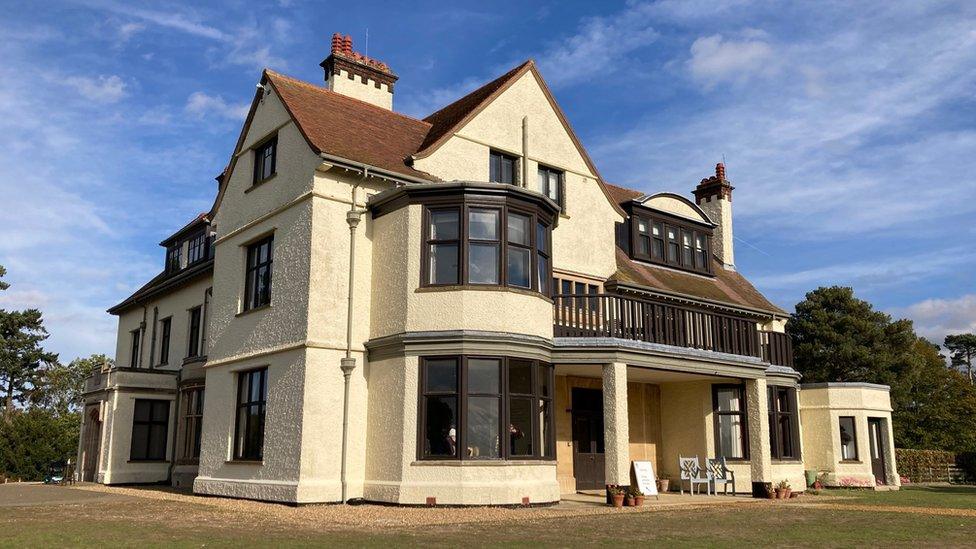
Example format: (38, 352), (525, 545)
(602, 362), (630, 486)
(745, 378), (772, 495)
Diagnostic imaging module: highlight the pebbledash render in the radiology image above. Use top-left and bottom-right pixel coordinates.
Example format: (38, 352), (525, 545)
(77, 34), (899, 505)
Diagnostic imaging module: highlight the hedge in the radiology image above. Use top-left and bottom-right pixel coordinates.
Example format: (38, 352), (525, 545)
(896, 448), (976, 483)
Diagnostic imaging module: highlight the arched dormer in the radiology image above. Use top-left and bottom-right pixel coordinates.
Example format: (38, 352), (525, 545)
(618, 192), (716, 276)
(636, 192), (715, 226)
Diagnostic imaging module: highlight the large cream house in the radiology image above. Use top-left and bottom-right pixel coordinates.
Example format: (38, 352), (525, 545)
(78, 34), (899, 504)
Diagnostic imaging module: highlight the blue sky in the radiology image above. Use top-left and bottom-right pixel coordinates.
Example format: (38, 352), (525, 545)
(0, 0), (974, 362)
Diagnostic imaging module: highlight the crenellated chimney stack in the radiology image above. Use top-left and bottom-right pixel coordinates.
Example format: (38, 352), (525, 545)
(694, 163), (735, 269)
(320, 32), (398, 110)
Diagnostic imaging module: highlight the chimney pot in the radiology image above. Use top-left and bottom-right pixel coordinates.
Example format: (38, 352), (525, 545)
(331, 33), (342, 54)
(343, 35), (353, 55)
(716, 162), (726, 180)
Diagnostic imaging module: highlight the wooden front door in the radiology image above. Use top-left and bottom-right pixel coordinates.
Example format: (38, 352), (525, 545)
(868, 418), (888, 485)
(572, 388), (605, 490)
(81, 406), (102, 482)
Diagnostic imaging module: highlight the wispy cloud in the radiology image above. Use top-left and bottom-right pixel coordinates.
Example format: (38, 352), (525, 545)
(891, 294), (976, 347)
(61, 74), (128, 103)
(687, 32), (777, 87)
(78, 0), (227, 40)
(185, 91), (249, 121)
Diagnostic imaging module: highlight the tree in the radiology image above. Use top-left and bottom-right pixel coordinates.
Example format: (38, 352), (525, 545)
(787, 286), (916, 386)
(0, 408), (80, 481)
(945, 333), (976, 385)
(34, 354), (111, 417)
(0, 266), (58, 418)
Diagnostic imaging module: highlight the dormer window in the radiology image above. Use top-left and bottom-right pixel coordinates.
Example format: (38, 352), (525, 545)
(166, 245), (181, 273)
(253, 135), (277, 185)
(631, 212), (712, 275)
(187, 232), (208, 265)
(489, 150), (517, 184)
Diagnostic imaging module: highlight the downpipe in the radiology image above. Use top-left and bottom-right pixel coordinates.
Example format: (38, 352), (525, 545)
(340, 176), (367, 503)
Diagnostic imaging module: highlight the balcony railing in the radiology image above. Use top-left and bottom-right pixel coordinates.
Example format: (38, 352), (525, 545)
(553, 293), (793, 367)
(760, 330), (794, 368)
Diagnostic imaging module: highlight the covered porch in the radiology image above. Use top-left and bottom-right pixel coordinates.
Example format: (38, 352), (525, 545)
(553, 360), (776, 497)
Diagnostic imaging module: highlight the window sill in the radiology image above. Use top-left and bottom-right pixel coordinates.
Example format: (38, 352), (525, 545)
(411, 460), (557, 467)
(182, 355), (207, 366)
(772, 459), (803, 465)
(175, 459), (200, 466)
(415, 284), (553, 303)
(127, 459), (169, 464)
(840, 459), (863, 464)
(226, 459), (264, 465)
(236, 304), (271, 317)
(245, 173), (277, 193)
(722, 459), (750, 464)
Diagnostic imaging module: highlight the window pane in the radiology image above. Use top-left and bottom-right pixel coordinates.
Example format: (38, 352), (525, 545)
(425, 396), (457, 456)
(718, 414), (744, 458)
(148, 424), (167, 459)
(130, 424), (148, 460)
(638, 235), (650, 255)
(561, 279), (572, 294)
(429, 244), (459, 284)
(539, 399), (552, 458)
(465, 396), (500, 459)
(469, 209), (498, 240)
(507, 213), (529, 245)
(840, 417), (857, 460)
(507, 247), (531, 288)
(429, 210), (459, 240)
(653, 239), (664, 259)
(425, 359), (458, 392)
(538, 364), (551, 397)
(151, 401), (168, 422)
(509, 359), (533, 394)
(537, 255), (549, 295)
(536, 223), (548, 253)
(134, 401), (150, 422)
(501, 156), (514, 184)
(509, 397), (533, 456)
(638, 219), (648, 233)
(547, 172), (560, 202)
(468, 358), (500, 394)
(468, 243), (499, 284)
(716, 388), (741, 412)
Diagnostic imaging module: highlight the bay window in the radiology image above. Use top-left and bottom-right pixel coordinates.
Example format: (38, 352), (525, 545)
(419, 356), (554, 460)
(423, 204), (552, 293)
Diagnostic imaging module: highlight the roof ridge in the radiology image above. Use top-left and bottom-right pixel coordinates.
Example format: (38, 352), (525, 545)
(422, 59), (533, 122)
(264, 69), (431, 128)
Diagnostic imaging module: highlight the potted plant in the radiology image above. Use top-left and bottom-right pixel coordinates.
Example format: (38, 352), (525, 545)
(608, 485), (626, 508)
(630, 487), (645, 507)
(775, 479), (792, 499)
(625, 491), (636, 507)
(656, 474), (670, 493)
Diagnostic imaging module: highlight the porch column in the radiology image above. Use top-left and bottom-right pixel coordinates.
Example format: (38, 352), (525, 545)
(745, 378), (772, 494)
(602, 362), (630, 486)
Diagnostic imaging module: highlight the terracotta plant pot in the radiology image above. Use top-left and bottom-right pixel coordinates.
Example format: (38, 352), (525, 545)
(612, 494), (625, 508)
(766, 485), (777, 499)
(634, 495), (645, 506)
(625, 496), (635, 507)
(776, 488), (791, 499)
(657, 479), (670, 493)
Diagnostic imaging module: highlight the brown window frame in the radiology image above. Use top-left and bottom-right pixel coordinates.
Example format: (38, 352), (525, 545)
(130, 399), (169, 461)
(129, 329), (141, 368)
(768, 386), (800, 460)
(538, 164), (565, 212)
(243, 236), (274, 311)
(158, 317), (172, 366)
(421, 202), (553, 295)
(712, 383), (749, 461)
(839, 416), (859, 461)
(166, 245), (181, 273)
(180, 386), (204, 461)
(253, 135), (277, 185)
(417, 356), (555, 462)
(630, 211), (713, 276)
(186, 231), (208, 265)
(186, 306), (202, 358)
(489, 150), (517, 184)
(234, 367), (268, 461)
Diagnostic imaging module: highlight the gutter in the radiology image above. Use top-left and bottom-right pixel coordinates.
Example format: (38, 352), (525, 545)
(606, 280), (787, 320)
(318, 152), (432, 186)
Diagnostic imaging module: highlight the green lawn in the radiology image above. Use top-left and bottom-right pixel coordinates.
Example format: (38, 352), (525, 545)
(2, 486), (976, 548)
(828, 484), (976, 509)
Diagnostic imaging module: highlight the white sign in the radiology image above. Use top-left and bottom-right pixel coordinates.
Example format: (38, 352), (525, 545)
(631, 460), (659, 497)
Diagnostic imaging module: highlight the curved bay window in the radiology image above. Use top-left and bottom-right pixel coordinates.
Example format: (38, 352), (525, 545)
(419, 356), (554, 461)
(423, 203), (553, 293)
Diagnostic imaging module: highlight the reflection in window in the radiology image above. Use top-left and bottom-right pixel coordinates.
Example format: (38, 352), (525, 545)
(235, 368), (267, 461)
(489, 150), (517, 184)
(839, 416), (858, 461)
(420, 356), (553, 460)
(468, 209), (499, 284)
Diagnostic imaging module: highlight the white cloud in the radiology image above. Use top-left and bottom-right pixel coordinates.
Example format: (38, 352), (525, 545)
(62, 74), (128, 103)
(185, 91), (249, 121)
(117, 21), (145, 42)
(687, 33), (776, 86)
(891, 294), (976, 346)
(77, 0), (227, 40)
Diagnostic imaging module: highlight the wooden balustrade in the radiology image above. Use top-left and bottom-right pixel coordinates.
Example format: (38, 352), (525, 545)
(552, 293), (793, 366)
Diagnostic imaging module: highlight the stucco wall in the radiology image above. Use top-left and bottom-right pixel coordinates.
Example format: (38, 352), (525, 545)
(412, 71), (621, 279)
(799, 384), (899, 488)
(328, 69), (393, 110)
(98, 384), (177, 484)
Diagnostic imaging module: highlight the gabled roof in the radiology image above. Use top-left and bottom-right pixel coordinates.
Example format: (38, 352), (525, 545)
(264, 70), (434, 181)
(107, 259), (213, 315)
(159, 212), (209, 247)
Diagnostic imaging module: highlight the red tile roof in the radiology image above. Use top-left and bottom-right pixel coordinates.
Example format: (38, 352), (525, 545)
(264, 70), (434, 181)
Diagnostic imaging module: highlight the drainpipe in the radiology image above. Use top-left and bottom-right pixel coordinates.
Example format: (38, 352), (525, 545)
(521, 115), (529, 188)
(339, 172), (368, 503)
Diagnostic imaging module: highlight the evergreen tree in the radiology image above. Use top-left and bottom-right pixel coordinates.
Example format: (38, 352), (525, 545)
(945, 333), (976, 384)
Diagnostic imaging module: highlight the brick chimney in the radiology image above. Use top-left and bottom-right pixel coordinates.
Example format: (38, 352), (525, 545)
(693, 163), (735, 269)
(320, 33), (398, 110)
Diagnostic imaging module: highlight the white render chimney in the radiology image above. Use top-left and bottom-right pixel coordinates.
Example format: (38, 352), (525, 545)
(694, 163), (735, 270)
(320, 33), (397, 110)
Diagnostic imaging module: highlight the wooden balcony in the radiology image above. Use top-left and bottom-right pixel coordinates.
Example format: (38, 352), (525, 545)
(552, 293), (793, 367)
